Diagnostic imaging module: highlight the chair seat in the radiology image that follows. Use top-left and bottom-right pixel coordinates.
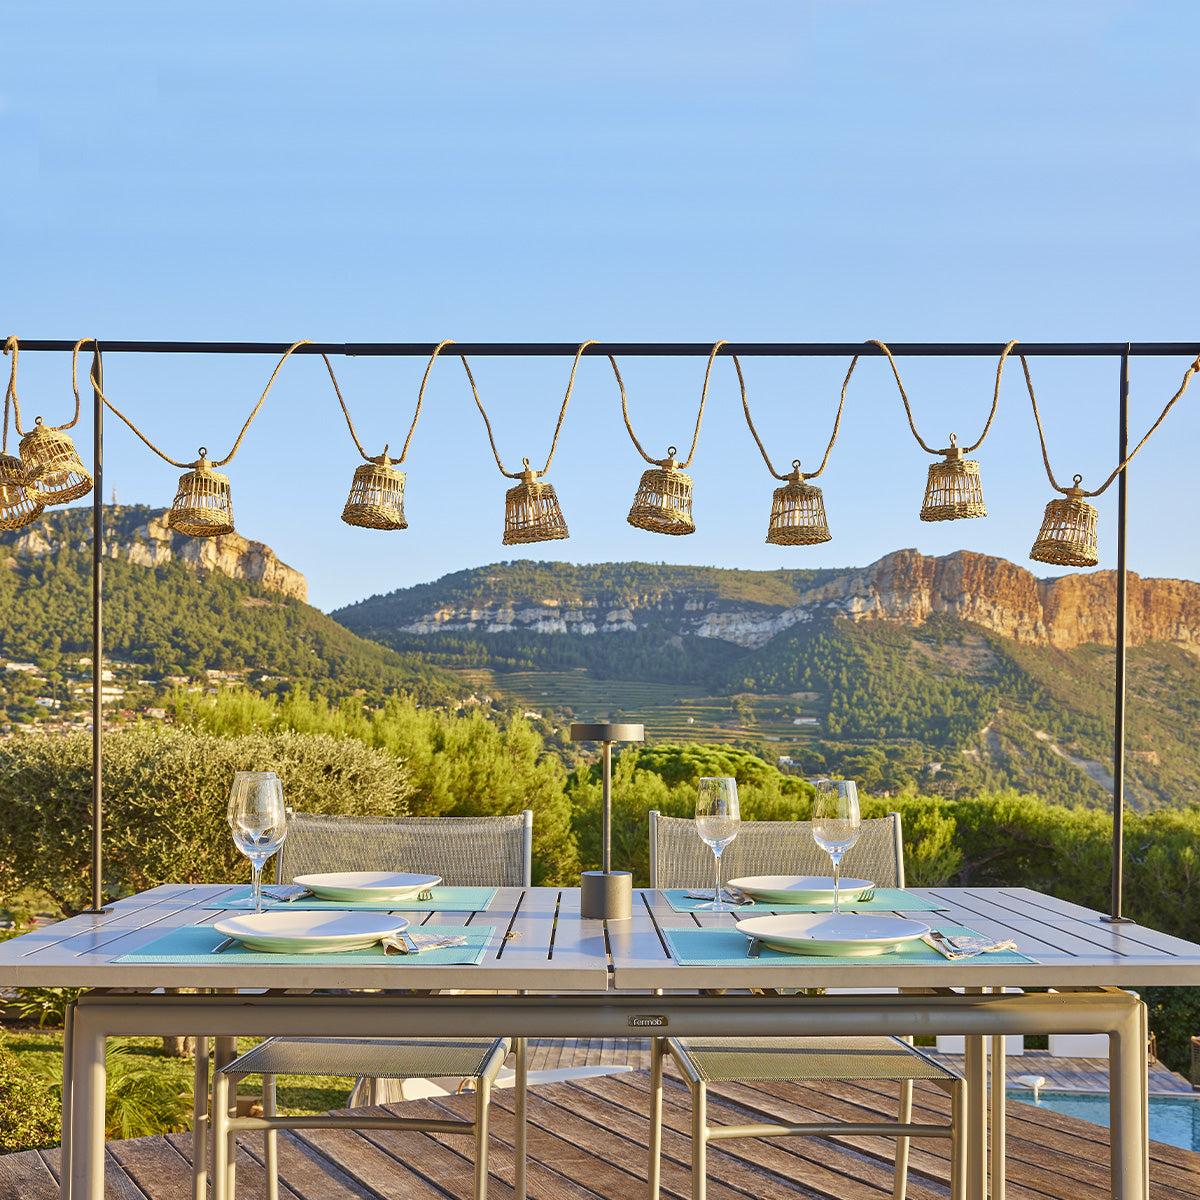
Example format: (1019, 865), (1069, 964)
(671, 1036), (959, 1084)
(221, 1035), (510, 1081)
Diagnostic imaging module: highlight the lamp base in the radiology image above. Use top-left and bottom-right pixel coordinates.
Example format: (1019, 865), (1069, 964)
(580, 870), (633, 921)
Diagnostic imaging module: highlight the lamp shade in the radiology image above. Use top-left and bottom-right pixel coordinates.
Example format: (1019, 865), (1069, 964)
(766, 464), (831, 545)
(1030, 482), (1098, 567)
(342, 457), (408, 530)
(503, 467), (568, 545)
(167, 455), (234, 538)
(0, 453), (44, 531)
(19, 420), (93, 505)
(627, 451), (695, 536)
(921, 441), (987, 522)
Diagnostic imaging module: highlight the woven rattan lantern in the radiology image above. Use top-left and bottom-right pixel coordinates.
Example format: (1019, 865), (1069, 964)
(0, 453), (44, 531)
(1030, 475), (1099, 567)
(627, 448), (695, 535)
(766, 461), (831, 545)
(167, 451), (235, 537)
(342, 452), (408, 530)
(19, 418), (93, 505)
(504, 459), (568, 544)
(920, 434), (987, 521)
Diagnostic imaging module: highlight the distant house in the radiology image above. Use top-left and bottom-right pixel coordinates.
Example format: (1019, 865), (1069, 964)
(5, 662), (39, 674)
(792, 717), (819, 726)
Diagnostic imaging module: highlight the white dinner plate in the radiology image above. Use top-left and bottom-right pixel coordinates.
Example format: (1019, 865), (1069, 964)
(213, 911), (411, 954)
(734, 912), (930, 957)
(726, 875), (874, 904)
(291, 871), (442, 902)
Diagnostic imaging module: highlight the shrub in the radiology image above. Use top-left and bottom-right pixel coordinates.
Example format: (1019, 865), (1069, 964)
(0, 726), (414, 913)
(104, 1044), (192, 1141)
(0, 1043), (60, 1154)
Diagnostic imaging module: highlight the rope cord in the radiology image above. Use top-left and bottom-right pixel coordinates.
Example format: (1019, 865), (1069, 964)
(4, 334), (86, 436)
(734, 354), (857, 480)
(870, 338), (1018, 456)
(1021, 349), (1200, 497)
(620, 340), (726, 468)
(91, 340), (312, 469)
(326, 339), (455, 465)
(460, 340), (598, 479)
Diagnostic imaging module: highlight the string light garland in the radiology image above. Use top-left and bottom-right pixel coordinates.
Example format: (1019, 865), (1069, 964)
(871, 338), (1018, 522)
(735, 354), (857, 545)
(89, 339), (311, 537)
(332, 339), (454, 530)
(460, 341), (597, 544)
(1022, 350), (1200, 566)
(620, 340), (725, 535)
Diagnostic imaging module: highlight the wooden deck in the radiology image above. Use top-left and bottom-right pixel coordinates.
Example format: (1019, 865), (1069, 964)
(2, 1045), (1198, 1199)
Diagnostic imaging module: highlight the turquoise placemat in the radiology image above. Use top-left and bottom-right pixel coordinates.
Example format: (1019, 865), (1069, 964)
(205, 886), (497, 913)
(117, 923), (495, 966)
(663, 923), (1037, 967)
(663, 888), (947, 915)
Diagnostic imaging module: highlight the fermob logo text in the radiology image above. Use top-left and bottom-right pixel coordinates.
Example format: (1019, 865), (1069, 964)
(628, 1014), (668, 1028)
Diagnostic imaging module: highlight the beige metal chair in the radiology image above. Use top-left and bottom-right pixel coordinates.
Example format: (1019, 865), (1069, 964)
(211, 809), (533, 1200)
(647, 810), (965, 1200)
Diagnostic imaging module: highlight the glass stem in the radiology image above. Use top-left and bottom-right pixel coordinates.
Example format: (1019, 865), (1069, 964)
(831, 852), (842, 915)
(712, 846), (724, 910)
(251, 861), (264, 915)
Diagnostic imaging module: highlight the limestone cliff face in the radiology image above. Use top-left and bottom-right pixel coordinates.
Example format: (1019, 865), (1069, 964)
(6, 509), (307, 602)
(392, 549), (1199, 651)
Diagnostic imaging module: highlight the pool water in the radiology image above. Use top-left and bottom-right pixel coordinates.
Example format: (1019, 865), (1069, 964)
(1007, 1090), (1200, 1153)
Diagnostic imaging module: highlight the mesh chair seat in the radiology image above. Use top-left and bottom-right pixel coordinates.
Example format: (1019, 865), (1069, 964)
(674, 1036), (959, 1083)
(223, 1036), (510, 1081)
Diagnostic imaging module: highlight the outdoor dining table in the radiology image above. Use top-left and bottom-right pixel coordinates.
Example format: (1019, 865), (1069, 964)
(2, 882), (1197, 1200)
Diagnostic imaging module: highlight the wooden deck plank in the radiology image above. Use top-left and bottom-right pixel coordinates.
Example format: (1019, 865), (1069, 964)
(3, 1068), (1198, 1200)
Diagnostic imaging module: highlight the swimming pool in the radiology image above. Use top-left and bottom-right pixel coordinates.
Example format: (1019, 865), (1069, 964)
(1007, 1090), (1200, 1153)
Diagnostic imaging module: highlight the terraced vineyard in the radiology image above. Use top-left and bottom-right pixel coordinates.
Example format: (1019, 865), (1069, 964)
(452, 667), (825, 749)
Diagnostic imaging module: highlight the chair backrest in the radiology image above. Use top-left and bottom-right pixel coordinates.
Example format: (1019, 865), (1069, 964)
(276, 810), (533, 887)
(648, 810), (905, 889)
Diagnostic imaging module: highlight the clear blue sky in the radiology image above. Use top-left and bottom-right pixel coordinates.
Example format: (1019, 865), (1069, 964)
(5, 2), (1198, 611)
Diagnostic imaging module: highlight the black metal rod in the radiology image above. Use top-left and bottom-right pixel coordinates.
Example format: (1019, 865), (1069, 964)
(1110, 351), (1131, 922)
(91, 347), (104, 914)
(10, 339), (1200, 357)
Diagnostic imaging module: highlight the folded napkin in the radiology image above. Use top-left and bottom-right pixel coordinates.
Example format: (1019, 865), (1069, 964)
(259, 885), (313, 903)
(381, 931), (470, 956)
(685, 887), (755, 906)
(922, 929), (1018, 960)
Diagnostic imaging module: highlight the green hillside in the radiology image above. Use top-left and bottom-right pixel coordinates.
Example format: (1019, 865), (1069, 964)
(0, 508), (464, 708)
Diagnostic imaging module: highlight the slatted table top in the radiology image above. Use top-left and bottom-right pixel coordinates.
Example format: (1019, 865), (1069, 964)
(1, 884), (1198, 993)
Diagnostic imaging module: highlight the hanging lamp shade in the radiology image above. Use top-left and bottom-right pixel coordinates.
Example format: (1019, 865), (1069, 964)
(342, 454), (408, 530)
(0, 453), (44, 531)
(19, 419), (93, 505)
(167, 452), (234, 537)
(627, 448), (695, 536)
(1030, 477), (1098, 567)
(503, 461), (568, 545)
(920, 435), (987, 522)
(766, 462), (831, 545)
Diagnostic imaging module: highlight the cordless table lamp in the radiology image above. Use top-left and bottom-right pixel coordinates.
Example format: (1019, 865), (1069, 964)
(570, 722), (644, 919)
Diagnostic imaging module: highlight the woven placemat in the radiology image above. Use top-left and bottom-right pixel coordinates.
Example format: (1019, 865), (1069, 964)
(117, 923), (495, 967)
(205, 886), (497, 913)
(663, 923), (1036, 967)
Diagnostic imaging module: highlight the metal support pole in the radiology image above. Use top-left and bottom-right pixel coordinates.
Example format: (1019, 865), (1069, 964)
(601, 740), (612, 875)
(1106, 350), (1132, 924)
(88, 346), (108, 915)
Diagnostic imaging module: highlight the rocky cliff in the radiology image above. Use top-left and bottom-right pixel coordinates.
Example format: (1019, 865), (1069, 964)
(2, 506), (307, 602)
(369, 550), (1199, 652)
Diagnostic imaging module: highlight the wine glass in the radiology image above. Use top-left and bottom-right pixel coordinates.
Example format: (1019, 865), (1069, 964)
(693, 777), (740, 912)
(811, 779), (861, 915)
(228, 776), (288, 914)
(227, 771), (278, 828)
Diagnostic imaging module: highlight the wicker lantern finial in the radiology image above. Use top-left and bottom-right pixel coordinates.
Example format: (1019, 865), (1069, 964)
(503, 458), (569, 545)
(766, 461), (831, 545)
(0, 453), (44, 531)
(1030, 475), (1099, 567)
(20, 418), (94, 506)
(920, 433), (987, 522)
(167, 450), (235, 538)
(342, 447), (408, 530)
(627, 447), (696, 536)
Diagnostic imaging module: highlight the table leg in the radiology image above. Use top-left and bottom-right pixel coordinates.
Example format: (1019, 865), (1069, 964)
(514, 1036), (527, 1200)
(60, 1000), (76, 1200)
(990, 1023), (1006, 1200)
(68, 1008), (106, 1200)
(192, 1036), (209, 1200)
(1110, 998), (1149, 1200)
(964, 1030), (987, 1200)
